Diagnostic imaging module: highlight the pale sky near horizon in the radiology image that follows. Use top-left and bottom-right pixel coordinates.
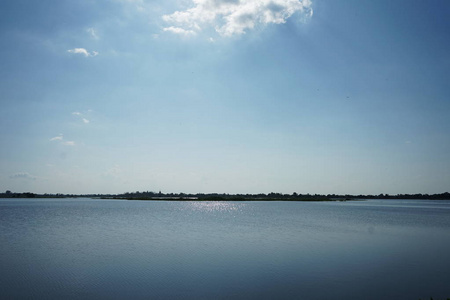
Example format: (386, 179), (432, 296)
(1, 0), (449, 195)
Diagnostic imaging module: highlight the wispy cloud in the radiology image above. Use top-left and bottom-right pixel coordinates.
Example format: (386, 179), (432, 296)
(49, 111), (93, 147)
(72, 111), (90, 124)
(87, 27), (99, 39)
(10, 172), (37, 181)
(50, 134), (75, 146)
(163, 0), (313, 37)
(67, 48), (99, 57)
(119, 0), (146, 11)
(50, 134), (64, 141)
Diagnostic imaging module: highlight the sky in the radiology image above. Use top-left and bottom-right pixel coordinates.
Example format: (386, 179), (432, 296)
(1, 0), (449, 195)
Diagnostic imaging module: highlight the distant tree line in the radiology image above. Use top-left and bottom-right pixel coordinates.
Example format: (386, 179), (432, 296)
(0, 190), (116, 199)
(114, 191), (450, 201)
(0, 191), (38, 198)
(1, 190), (449, 201)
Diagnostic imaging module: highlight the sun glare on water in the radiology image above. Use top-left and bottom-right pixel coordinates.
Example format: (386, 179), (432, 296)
(187, 201), (246, 213)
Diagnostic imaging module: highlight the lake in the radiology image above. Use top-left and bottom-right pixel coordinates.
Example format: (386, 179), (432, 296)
(1, 198), (449, 299)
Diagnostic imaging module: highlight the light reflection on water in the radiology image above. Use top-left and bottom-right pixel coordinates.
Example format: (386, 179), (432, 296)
(0, 199), (449, 300)
(185, 201), (245, 212)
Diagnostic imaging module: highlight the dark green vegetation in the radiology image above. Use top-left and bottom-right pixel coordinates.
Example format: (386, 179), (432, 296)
(1, 190), (449, 201)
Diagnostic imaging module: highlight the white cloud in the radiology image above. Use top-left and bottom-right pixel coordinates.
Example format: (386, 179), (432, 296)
(72, 112), (81, 116)
(50, 134), (63, 141)
(62, 141), (76, 146)
(162, 0), (313, 37)
(163, 26), (197, 36)
(82, 118), (90, 124)
(67, 48), (99, 57)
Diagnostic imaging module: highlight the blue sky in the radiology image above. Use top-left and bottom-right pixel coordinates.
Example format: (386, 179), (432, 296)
(1, 0), (449, 195)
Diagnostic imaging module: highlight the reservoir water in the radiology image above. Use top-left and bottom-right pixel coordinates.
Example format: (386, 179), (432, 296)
(1, 198), (449, 299)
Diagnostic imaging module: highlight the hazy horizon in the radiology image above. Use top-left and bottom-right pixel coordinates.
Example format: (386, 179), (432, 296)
(1, 0), (449, 195)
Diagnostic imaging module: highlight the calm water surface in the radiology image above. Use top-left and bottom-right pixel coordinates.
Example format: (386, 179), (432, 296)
(1, 199), (449, 299)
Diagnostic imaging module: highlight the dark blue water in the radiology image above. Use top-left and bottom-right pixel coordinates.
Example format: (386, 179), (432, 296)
(1, 199), (449, 299)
